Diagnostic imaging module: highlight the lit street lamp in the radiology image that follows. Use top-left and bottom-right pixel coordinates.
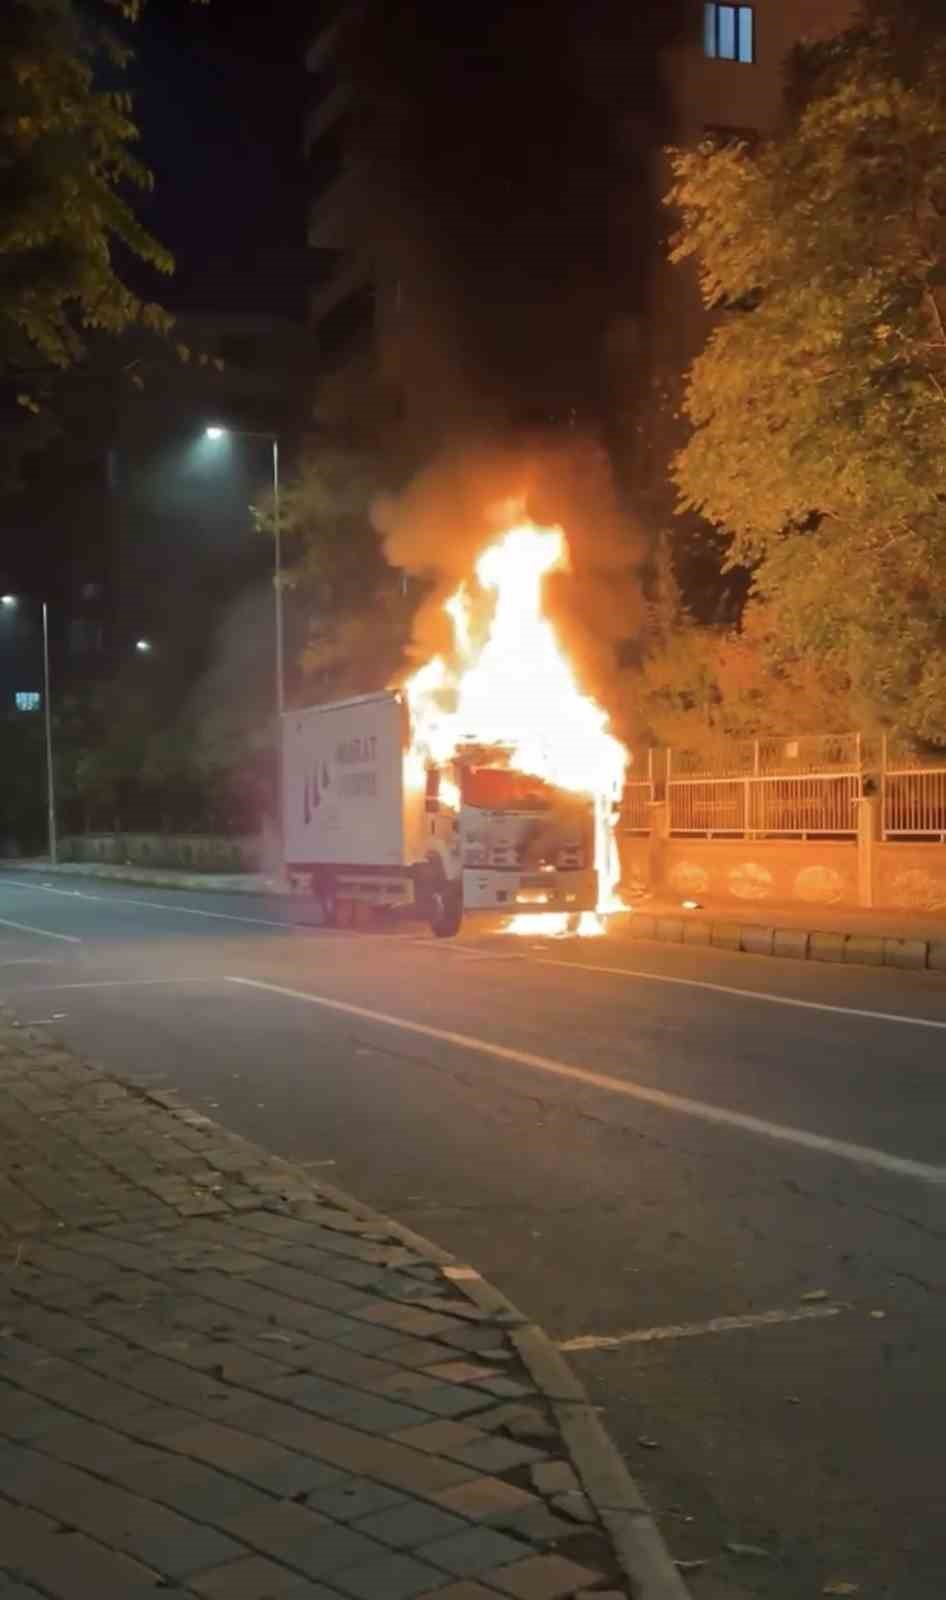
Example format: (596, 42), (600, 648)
(204, 425), (282, 712)
(204, 423), (285, 858)
(135, 638), (152, 654)
(1, 594), (57, 865)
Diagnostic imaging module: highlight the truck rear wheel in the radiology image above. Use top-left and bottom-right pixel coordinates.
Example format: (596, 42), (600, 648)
(430, 880), (463, 938)
(318, 873), (337, 929)
(421, 859), (462, 938)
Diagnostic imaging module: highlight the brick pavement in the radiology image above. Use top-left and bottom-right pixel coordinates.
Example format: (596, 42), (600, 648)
(0, 1012), (634, 1600)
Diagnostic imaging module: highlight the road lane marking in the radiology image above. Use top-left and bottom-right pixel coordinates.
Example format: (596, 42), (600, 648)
(0, 959), (63, 968)
(5, 978), (213, 992)
(0, 879), (313, 932)
(225, 976), (946, 1186)
(559, 1303), (846, 1351)
(0, 916), (80, 944)
(407, 940), (522, 961)
(534, 956), (946, 1032)
(2, 879), (403, 942)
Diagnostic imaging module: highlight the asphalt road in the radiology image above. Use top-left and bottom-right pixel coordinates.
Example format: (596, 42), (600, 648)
(1, 872), (944, 1600)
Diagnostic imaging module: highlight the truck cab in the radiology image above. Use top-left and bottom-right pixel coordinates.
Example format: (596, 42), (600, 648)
(420, 756), (598, 935)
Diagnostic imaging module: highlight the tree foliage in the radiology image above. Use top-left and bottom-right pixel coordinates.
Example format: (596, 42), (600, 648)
(1, 0), (174, 383)
(629, 538), (857, 751)
(262, 442), (416, 703)
(666, 16), (946, 745)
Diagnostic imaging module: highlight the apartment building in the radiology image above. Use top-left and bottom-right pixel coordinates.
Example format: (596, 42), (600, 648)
(621, 0), (858, 518)
(305, 1), (859, 484)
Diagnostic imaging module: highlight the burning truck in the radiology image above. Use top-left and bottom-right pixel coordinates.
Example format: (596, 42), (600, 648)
(281, 521), (627, 937)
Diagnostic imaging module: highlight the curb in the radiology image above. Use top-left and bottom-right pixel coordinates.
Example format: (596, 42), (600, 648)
(118, 1106), (691, 1600)
(295, 1185), (691, 1598)
(0, 1008), (689, 1600)
(624, 910), (944, 976)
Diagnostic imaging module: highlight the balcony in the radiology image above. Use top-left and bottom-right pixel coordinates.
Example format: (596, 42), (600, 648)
(307, 165), (358, 251)
(304, 81), (351, 155)
(309, 252), (371, 331)
(305, 1), (365, 74)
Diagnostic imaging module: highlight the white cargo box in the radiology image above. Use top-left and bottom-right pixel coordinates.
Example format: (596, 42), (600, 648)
(282, 692), (420, 869)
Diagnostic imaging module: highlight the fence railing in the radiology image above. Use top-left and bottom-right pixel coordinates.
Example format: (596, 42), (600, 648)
(621, 782), (654, 832)
(667, 733), (865, 779)
(620, 749), (655, 832)
(883, 767), (946, 841)
(621, 735), (946, 840)
(666, 774), (861, 837)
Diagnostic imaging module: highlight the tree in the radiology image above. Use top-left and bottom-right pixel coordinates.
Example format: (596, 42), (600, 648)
(1, 0), (175, 476)
(261, 441), (416, 703)
(55, 674), (157, 833)
(0, 709), (47, 852)
(666, 16), (946, 746)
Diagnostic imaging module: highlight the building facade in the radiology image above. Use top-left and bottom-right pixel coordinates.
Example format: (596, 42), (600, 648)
(305, 1), (859, 493)
(619, 0), (859, 526)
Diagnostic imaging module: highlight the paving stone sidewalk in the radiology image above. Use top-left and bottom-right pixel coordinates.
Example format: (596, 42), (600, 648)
(0, 1012), (681, 1600)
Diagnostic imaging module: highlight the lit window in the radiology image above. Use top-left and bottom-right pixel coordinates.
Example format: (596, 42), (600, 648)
(15, 691), (40, 712)
(704, 4), (755, 63)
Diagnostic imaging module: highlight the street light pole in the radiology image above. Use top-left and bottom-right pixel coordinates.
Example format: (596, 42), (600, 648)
(205, 423), (286, 875)
(41, 601), (57, 865)
(271, 434), (287, 878)
(272, 436), (284, 717)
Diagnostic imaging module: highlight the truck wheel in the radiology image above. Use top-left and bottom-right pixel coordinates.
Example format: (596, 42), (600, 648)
(430, 880), (463, 938)
(421, 858), (462, 939)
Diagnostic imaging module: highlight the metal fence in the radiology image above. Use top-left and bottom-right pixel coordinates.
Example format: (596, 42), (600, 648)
(883, 763), (946, 841)
(619, 734), (946, 840)
(621, 783), (654, 832)
(667, 733), (864, 780)
(621, 749), (656, 833)
(666, 773), (861, 837)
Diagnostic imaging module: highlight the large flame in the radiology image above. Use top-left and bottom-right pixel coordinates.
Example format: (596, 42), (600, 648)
(405, 520), (628, 932)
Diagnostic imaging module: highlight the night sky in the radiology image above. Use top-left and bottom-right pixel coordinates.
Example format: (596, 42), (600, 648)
(1, 2), (319, 689)
(130, 0), (318, 317)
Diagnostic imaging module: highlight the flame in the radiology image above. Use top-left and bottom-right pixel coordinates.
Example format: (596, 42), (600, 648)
(405, 520), (628, 933)
(504, 911), (607, 939)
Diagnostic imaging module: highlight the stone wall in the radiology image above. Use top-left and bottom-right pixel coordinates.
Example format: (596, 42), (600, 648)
(875, 844), (946, 915)
(619, 824), (946, 917)
(656, 837), (860, 909)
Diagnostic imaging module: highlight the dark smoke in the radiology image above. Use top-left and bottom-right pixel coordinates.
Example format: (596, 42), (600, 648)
(340, 1), (690, 735)
(346, 0), (688, 442)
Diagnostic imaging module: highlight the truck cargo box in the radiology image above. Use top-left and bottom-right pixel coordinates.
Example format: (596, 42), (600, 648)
(282, 692), (411, 869)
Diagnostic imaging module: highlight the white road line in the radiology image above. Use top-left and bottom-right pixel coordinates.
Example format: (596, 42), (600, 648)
(559, 1303), (845, 1352)
(534, 956), (946, 1032)
(0, 879), (309, 932)
(407, 940), (521, 961)
(225, 976), (946, 1187)
(0, 959), (63, 968)
(6, 977), (212, 992)
(0, 916), (80, 944)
